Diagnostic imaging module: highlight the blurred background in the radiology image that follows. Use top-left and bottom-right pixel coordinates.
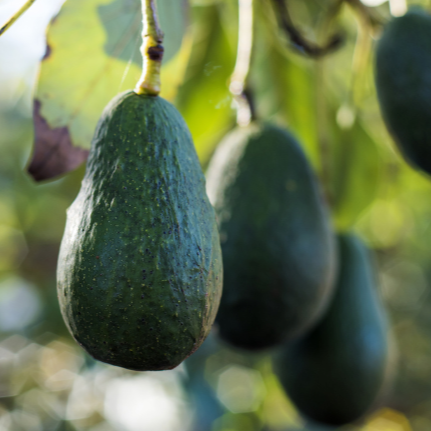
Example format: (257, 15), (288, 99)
(1, 0), (431, 429)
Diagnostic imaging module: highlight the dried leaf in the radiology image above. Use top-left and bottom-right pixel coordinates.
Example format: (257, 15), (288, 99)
(28, 100), (88, 182)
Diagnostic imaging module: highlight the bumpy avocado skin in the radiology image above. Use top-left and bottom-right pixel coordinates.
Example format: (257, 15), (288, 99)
(375, 9), (431, 174)
(275, 234), (389, 426)
(57, 91), (223, 371)
(206, 124), (336, 351)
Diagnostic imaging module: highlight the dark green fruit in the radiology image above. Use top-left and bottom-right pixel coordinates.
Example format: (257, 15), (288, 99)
(206, 124), (336, 351)
(375, 8), (431, 174)
(275, 234), (389, 426)
(57, 91), (223, 371)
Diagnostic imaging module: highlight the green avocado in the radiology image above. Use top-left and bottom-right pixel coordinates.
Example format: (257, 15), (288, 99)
(274, 234), (389, 426)
(206, 124), (336, 351)
(375, 8), (431, 174)
(57, 91), (223, 371)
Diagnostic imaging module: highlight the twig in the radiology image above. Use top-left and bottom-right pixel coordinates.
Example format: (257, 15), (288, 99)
(0, 0), (37, 37)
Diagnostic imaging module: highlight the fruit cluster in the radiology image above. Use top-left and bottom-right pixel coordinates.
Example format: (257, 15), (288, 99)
(54, 1), (431, 428)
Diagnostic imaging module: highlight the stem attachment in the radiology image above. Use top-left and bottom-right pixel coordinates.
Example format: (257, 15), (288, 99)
(135, 0), (164, 96)
(0, 0), (37, 37)
(230, 0), (254, 127)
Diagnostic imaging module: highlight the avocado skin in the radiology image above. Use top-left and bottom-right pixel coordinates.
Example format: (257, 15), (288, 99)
(375, 8), (431, 174)
(275, 234), (388, 426)
(206, 124), (336, 351)
(57, 91), (223, 371)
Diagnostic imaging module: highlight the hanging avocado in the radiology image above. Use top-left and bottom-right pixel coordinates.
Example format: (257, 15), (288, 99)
(206, 124), (336, 351)
(56, 1), (223, 371)
(57, 91), (223, 371)
(375, 8), (431, 175)
(274, 234), (389, 426)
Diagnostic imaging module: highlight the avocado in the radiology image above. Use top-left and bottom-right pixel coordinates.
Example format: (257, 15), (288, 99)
(57, 91), (223, 371)
(274, 234), (389, 426)
(206, 124), (336, 351)
(375, 8), (431, 174)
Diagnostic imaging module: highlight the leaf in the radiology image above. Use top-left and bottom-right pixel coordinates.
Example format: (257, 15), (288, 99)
(250, 9), (320, 168)
(97, 0), (143, 67)
(98, 0), (186, 65)
(331, 120), (382, 230)
(28, 100), (89, 182)
(31, 0), (189, 181)
(249, 3), (380, 229)
(176, 3), (237, 164)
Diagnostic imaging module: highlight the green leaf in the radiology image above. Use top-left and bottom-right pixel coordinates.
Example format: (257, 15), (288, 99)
(331, 121), (382, 231)
(35, 0), (188, 154)
(176, 3), (237, 164)
(250, 11), (319, 168)
(98, 0), (186, 65)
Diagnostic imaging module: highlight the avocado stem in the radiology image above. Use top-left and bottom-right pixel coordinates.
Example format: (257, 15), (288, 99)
(135, 0), (165, 96)
(230, 0), (254, 126)
(0, 0), (37, 37)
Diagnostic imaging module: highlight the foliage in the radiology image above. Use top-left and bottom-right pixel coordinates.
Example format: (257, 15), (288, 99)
(2, 0), (431, 430)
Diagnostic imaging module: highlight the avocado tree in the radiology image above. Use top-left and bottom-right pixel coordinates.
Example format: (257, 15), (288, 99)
(1, 0), (431, 430)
